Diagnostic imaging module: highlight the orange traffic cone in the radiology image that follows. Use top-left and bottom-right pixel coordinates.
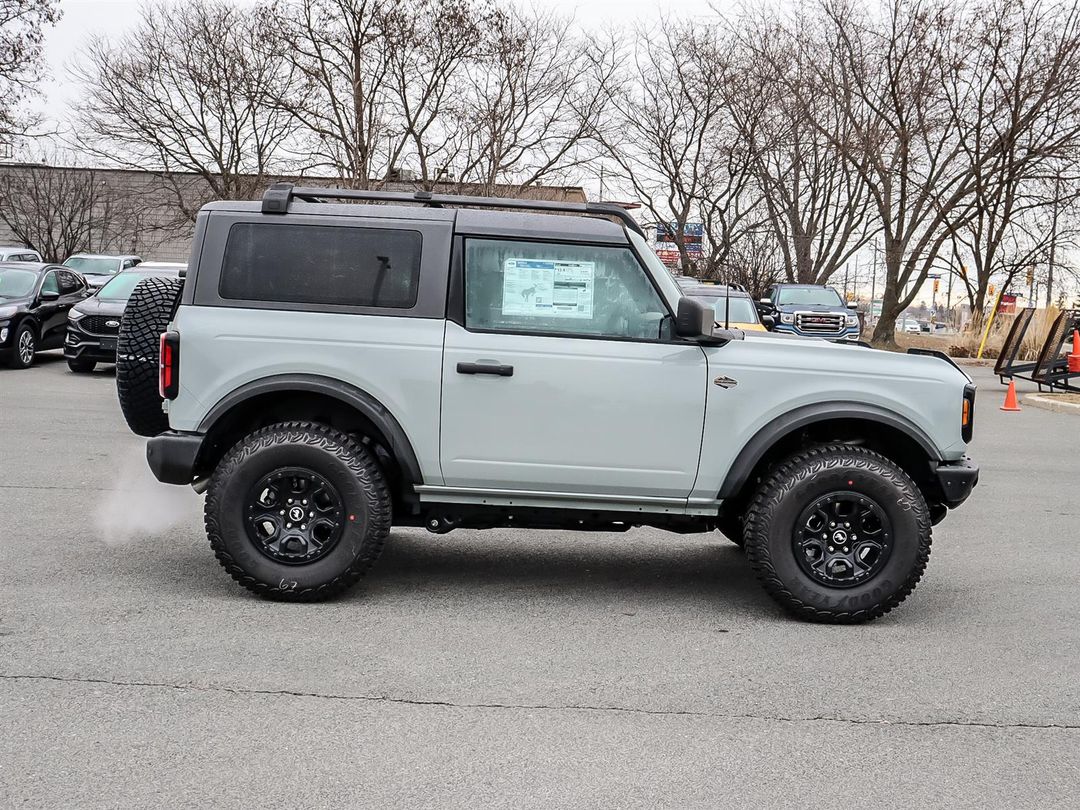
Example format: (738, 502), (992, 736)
(1000, 380), (1021, 411)
(1069, 329), (1080, 374)
(1073, 329), (1080, 356)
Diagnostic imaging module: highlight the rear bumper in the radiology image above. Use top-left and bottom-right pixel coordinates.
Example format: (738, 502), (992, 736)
(934, 457), (979, 508)
(146, 431), (204, 485)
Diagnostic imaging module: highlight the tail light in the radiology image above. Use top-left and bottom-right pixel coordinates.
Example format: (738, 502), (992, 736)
(159, 331), (180, 399)
(961, 384), (976, 442)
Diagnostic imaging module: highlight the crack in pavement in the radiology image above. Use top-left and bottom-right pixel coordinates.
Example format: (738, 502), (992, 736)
(2, 672), (1077, 731)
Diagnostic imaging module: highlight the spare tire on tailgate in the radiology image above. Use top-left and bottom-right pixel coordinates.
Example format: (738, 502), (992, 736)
(117, 276), (184, 437)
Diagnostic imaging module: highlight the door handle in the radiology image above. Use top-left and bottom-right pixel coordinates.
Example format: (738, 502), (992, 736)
(457, 362), (514, 377)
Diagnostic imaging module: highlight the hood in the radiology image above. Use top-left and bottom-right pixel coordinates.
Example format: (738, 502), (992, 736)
(72, 296), (126, 317)
(0, 294), (32, 315)
(774, 302), (848, 313)
(82, 273), (117, 288)
(740, 329), (968, 383)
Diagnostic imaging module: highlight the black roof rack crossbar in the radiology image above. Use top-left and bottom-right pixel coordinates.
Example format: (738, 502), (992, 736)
(260, 182), (645, 237)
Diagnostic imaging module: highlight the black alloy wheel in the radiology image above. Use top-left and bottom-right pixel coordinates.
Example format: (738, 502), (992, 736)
(793, 492), (891, 588)
(246, 468), (345, 565)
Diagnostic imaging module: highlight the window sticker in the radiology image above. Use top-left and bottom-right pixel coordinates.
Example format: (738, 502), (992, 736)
(501, 258), (595, 319)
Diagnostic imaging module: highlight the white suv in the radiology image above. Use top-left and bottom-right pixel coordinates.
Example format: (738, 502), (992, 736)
(114, 184), (979, 623)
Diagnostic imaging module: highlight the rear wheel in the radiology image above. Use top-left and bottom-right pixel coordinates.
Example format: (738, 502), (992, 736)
(204, 422), (391, 601)
(116, 277), (183, 436)
(743, 445), (931, 623)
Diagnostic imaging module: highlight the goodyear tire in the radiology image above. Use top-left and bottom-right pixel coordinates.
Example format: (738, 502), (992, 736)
(116, 277), (183, 437)
(743, 445), (932, 624)
(204, 422), (391, 602)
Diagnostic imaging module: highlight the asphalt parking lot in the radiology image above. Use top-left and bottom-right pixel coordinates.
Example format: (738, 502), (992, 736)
(2, 353), (1078, 808)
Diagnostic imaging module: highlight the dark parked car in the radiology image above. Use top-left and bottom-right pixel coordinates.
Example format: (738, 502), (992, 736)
(0, 263), (91, 368)
(64, 263), (185, 372)
(62, 254), (142, 290)
(757, 283), (861, 341)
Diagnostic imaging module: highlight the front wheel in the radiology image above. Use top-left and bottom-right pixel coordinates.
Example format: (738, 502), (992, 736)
(204, 422), (391, 601)
(743, 445), (931, 623)
(7, 323), (36, 368)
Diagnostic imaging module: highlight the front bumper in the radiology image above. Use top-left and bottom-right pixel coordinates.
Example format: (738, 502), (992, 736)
(146, 431), (204, 485)
(65, 322), (119, 363)
(934, 457), (979, 508)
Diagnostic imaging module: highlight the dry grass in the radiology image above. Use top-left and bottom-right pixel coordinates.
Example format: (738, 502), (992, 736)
(940, 307), (1063, 360)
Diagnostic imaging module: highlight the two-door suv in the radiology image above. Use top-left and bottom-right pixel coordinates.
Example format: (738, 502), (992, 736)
(116, 184), (978, 622)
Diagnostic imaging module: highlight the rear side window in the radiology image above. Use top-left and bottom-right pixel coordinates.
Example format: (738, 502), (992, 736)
(58, 271), (81, 293)
(219, 223), (422, 309)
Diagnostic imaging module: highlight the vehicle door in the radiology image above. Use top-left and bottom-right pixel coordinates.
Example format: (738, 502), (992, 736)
(440, 236), (709, 499)
(35, 270), (67, 346)
(51, 271), (90, 349)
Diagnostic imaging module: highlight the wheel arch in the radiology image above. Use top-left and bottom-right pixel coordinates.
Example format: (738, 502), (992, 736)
(13, 313), (40, 338)
(195, 374), (423, 508)
(718, 402), (944, 508)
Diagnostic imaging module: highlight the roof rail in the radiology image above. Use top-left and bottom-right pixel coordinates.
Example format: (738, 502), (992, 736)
(260, 182), (645, 238)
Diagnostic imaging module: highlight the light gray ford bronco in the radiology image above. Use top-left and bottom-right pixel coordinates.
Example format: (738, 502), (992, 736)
(116, 183), (979, 623)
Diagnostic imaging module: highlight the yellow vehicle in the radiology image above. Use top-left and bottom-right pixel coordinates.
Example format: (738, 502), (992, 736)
(681, 283), (770, 332)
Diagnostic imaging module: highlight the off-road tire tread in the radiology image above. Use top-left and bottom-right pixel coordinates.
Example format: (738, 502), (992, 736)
(742, 444), (932, 624)
(116, 277), (183, 437)
(204, 422), (391, 602)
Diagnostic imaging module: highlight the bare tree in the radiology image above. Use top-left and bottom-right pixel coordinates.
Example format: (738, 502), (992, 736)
(732, 13), (876, 285)
(803, 0), (1080, 347)
(942, 0), (1080, 320)
(0, 0), (59, 138)
(267, 0), (586, 191)
(594, 21), (762, 277)
(72, 0), (302, 220)
(261, 0), (401, 186)
(442, 5), (611, 193)
(0, 162), (127, 261)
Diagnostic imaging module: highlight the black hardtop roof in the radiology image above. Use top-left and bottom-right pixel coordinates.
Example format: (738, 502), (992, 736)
(201, 183), (638, 244)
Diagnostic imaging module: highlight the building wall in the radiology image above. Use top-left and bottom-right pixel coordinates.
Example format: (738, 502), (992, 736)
(0, 163), (587, 264)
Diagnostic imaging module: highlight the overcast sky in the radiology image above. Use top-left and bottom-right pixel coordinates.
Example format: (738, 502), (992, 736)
(40, 0), (726, 109)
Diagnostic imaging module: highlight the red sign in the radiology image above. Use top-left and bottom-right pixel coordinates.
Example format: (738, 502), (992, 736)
(655, 248), (682, 267)
(999, 294), (1017, 314)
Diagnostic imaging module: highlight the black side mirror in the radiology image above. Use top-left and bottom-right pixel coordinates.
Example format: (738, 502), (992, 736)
(39, 290), (60, 302)
(675, 297), (714, 340)
(762, 315), (776, 329)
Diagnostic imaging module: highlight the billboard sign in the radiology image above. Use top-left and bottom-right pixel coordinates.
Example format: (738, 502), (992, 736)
(655, 222), (704, 267)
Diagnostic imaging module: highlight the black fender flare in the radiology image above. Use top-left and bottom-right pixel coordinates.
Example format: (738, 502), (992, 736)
(718, 401), (942, 498)
(197, 373), (423, 485)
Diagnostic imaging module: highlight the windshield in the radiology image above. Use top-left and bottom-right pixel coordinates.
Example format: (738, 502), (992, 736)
(776, 287), (844, 307)
(97, 272), (162, 301)
(689, 293), (759, 324)
(64, 257), (120, 276)
(0, 268), (38, 299)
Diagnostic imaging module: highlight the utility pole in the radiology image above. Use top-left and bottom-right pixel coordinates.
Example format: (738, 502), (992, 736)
(870, 242), (878, 323)
(1047, 176), (1060, 308)
(947, 267), (955, 327)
